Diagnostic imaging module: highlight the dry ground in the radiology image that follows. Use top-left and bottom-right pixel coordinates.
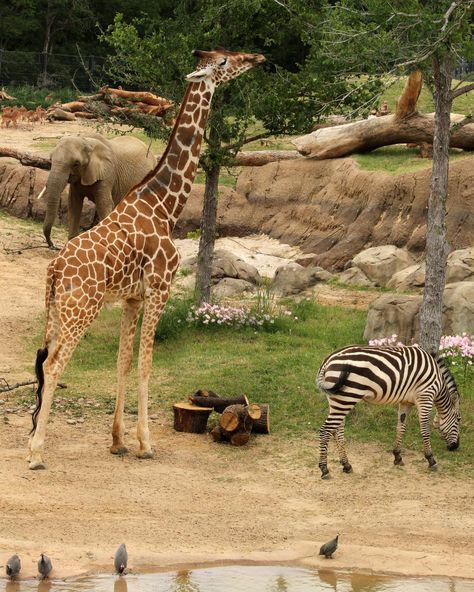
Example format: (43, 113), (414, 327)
(0, 203), (473, 583)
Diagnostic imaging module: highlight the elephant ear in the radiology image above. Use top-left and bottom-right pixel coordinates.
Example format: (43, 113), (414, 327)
(81, 137), (113, 186)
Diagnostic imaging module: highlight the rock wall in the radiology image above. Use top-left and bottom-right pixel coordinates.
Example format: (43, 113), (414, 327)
(179, 156), (474, 271)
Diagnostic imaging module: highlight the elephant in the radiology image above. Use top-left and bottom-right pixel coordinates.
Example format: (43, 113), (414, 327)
(40, 133), (156, 247)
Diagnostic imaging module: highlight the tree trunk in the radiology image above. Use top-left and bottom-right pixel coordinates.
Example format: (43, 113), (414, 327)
(196, 129), (221, 304)
(419, 56), (453, 353)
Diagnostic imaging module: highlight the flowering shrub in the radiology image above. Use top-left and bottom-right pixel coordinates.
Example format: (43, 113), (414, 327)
(186, 302), (284, 330)
(368, 334), (405, 347)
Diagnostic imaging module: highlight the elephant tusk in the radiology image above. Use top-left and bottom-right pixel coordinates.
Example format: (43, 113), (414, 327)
(37, 186), (46, 200)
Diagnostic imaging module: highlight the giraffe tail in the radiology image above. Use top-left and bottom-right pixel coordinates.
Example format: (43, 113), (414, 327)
(31, 347), (49, 436)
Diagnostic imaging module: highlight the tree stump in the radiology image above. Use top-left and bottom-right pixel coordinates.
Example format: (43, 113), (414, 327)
(173, 402), (213, 434)
(251, 404), (270, 434)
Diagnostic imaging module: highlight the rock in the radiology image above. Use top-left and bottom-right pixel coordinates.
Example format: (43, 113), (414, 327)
(66, 419), (76, 425)
(338, 266), (375, 288)
(213, 278), (257, 299)
(47, 107), (76, 121)
(387, 263), (426, 291)
(442, 282), (474, 335)
(353, 245), (415, 287)
(364, 282), (474, 343)
(181, 249), (262, 285)
(446, 248), (474, 283)
(271, 262), (333, 295)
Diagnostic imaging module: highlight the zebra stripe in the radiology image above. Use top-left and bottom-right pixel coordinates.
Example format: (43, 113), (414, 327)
(316, 345), (461, 479)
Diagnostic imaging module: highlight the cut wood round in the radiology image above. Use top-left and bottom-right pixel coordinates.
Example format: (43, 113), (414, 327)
(190, 394), (249, 413)
(251, 404), (270, 434)
(230, 431), (251, 447)
(210, 425), (225, 442)
(247, 403), (262, 420)
(220, 404), (256, 434)
(173, 402), (213, 434)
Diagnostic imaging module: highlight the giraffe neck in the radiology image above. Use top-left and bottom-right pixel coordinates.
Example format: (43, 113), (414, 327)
(136, 79), (215, 228)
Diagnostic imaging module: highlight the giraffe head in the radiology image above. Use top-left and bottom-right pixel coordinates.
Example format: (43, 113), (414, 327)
(186, 47), (265, 86)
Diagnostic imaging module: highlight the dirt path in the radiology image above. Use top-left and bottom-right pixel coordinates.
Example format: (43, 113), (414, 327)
(0, 216), (473, 582)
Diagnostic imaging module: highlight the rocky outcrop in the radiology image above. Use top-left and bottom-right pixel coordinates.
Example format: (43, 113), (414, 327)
(182, 249), (262, 286)
(271, 262), (333, 295)
(364, 282), (474, 342)
(351, 245), (414, 287)
(177, 156), (474, 271)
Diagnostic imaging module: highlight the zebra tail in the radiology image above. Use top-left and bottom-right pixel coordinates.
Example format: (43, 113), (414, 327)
(31, 347), (49, 436)
(317, 365), (351, 394)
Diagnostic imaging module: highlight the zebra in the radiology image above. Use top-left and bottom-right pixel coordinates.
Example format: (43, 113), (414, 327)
(316, 344), (461, 479)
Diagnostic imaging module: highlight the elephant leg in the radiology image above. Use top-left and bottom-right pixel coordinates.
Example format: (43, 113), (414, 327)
(68, 186), (85, 240)
(94, 186), (114, 220)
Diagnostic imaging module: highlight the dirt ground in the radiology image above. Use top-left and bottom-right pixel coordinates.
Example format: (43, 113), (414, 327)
(0, 206), (473, 583)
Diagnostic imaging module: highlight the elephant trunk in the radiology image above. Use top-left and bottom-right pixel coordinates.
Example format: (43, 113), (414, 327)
(42, 166), (70, 248)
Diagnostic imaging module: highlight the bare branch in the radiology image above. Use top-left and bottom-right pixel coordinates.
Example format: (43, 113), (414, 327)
(450, 81), (474, 99)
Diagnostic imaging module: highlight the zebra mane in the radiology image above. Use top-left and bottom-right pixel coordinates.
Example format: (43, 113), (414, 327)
(432, 354), (460, 404)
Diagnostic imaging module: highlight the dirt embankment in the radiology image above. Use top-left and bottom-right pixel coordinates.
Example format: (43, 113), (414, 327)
(177, 156), (474, 270)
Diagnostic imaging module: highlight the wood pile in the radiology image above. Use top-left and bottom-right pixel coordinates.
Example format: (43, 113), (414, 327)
(47, 86), (174, 122)
(172, 388), (270, 447)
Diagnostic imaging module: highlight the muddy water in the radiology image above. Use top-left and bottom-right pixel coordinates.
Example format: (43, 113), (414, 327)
(2, 565), (474, 592)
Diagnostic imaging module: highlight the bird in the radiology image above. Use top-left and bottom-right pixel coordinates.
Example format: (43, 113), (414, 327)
(319, 534), (339, 558)
(38, 553), (52, 579)
(114, 543), (128, 575)
(6, 554), (21, 579)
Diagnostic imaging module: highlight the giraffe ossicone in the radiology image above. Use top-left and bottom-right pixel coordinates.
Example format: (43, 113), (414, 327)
(28, 47), (265, 470)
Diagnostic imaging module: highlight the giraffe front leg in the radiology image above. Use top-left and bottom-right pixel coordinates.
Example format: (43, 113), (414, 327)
(393, 403), (412, 467)
(417, 396), (437, 470)
(111, 299), (143, 455)
(135, 290), (168, 459)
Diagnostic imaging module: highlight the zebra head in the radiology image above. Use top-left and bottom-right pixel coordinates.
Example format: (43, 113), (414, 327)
(434, 357), (461, 450)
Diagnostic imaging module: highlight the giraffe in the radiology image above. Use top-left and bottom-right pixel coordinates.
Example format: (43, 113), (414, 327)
(28, 48), (266, 470)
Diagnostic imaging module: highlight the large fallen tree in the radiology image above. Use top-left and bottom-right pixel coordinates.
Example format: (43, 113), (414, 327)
(293, 72), (474, 159)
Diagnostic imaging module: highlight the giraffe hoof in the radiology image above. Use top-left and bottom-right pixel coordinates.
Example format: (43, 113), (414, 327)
(110, 445), (129, 455)
(136, 450), (154, 460)
(29, 460), (46, 470)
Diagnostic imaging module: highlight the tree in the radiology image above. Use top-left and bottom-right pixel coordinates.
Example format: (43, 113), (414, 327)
(313, 0), (474, 352)
(103, 0), (373, 303)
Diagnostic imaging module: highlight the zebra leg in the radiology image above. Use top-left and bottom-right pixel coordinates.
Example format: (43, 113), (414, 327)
(393, 403), (413, 466)
(319, 399), (357, 479)
(416, 396), (438, 470)
(334, 420), (352, 473)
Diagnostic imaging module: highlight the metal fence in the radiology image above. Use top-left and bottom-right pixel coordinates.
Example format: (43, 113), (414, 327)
(0, 50), (106, 91)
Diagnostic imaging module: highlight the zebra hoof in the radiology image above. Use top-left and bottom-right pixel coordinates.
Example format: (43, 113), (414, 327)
(393, 458), (404, 466)
(429, 463), (438, 471)
(321, 471), (331, 480)
(342, 463), (353, 474)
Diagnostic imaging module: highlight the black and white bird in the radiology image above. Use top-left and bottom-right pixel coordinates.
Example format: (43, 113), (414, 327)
(38, 553), (53, 579)
(319, 534), (339, 559)
(6, 554), (21, 579)
(114, 543), (128, 575)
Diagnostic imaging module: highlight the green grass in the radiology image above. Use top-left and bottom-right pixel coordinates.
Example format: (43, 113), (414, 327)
(354, 145), (473, 175)
(1, 85), (77, 109)
(46, 298), (474, 477)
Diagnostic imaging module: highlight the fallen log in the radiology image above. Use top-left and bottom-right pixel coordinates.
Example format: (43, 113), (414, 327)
(231, 150), (301, 167)
(220, 403), (261, 432)
(190, 394), (249, 413)
(173, 402), (213, 433)
(100, 86), (173, 109)
(60, 101), (88, 113)
(293, 71), (474, 159)
(74, 112), (96, 119)
(0, 147), (51, 170)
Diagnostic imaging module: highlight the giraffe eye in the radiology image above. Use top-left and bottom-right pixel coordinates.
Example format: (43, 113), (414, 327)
(218, 57), (227, 67)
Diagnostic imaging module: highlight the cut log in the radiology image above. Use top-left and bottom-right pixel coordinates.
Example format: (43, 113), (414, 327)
(246, 403), (262, 421)
(230, 431), (251, 446)
(210, 425), (225, 442)
(190, 394), (249, 413)
(100, 86), (173, 108)
(60, 101), (87, 112)
(251, 404), (270, 434)
(173, 402), (213, 434)
(293, 71), (474, 159)
(0, 148), (51, 170)
(74, 112), (96, 119)
(220, 404), (252, 433)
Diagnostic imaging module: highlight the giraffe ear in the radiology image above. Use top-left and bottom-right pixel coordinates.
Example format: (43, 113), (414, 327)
(186, 65), (213, 82)
(81, 138), (112, 186)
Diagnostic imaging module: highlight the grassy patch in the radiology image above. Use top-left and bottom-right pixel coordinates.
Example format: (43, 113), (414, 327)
(354, 145), (473, 175)
(2, 85), (77, 109)
(47, 298), (474, 477)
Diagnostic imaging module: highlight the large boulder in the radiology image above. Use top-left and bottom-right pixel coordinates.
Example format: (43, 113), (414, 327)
(364, 282), (474, 342)
(182, 249), (262, 285)
(352, 245), (415, 287)
(213, 278), (257, 299)
(271, 262), (333, 295)
(364, 294), (422, 343)
(338, 266), (375, 288)
(446, 248), (474, 283)
(387, 263), (426, 291)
